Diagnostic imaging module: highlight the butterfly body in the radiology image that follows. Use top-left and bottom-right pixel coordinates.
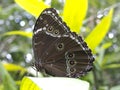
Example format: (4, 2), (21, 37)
(33, 8), (94, 78)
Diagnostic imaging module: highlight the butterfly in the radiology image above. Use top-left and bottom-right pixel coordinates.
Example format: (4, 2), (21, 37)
(32, 8), (94, 78)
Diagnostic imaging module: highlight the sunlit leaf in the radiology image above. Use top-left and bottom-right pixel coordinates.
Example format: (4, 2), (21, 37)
(20, 77), (41, 90)
(3, 63), (27, 76)
(15, 0), (49, 17)
(3, 63), (26, 71)
(3, 31), (32, 38)
(0, 62), (17, 90)
(20, 77), (89, 90)
(63, 0), (88, 34)
(85, 9), (114, 51)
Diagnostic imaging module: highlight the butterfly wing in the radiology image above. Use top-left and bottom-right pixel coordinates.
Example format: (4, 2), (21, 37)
(37, 33), (94, 77)
(33, 8), (94, 77)
(33, 8), (70, 73)
(33, 8), (70, 35)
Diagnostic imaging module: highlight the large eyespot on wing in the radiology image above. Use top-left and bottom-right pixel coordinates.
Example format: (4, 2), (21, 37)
(64, 33), (94, 77)
(33, 31), (94, 77)
(44, 32), (94, 77)
(39, 32), (94, 77)
(34, 35), (77, 77)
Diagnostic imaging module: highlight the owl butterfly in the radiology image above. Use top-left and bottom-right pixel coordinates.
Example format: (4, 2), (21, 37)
(32, 8), (94, 78)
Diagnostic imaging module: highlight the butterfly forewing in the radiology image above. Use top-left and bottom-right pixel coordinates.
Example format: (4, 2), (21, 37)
(33, 8), (94, 78)
(33, 8), (70, 36)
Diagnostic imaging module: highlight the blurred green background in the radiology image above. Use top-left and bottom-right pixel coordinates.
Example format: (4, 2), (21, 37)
(0, 0), (120, 90)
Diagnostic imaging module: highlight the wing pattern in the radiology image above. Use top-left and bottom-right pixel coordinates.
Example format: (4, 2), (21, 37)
(32, 8), (94, 77)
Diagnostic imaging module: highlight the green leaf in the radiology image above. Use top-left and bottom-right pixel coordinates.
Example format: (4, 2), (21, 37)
(15, 0), (49, 17)
(0, 62), (17, 90)
(102, 52), (120, 66)
(0, 84), (4, 90)
(96, 42), (112, 65)
(103, 64), (120, 69)
(3, 31), (32, 38)
(63, 0), (88, 34)
(20, 77), (90, 90)
(85, 9), (114, 51)
(101, 42), (112, 49)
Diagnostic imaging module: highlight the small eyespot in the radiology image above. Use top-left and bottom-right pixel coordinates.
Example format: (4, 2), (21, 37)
(53, 30), (59, 35)
(66, 52), (75, 59)
(69, 60), (76, 66)
(70, 68), (76, 73)
(56, 43), (64, 51)
(47, 26), (54, 32)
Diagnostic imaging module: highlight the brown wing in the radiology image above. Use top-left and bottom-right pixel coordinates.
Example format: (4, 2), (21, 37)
(33, 8), (70, 35)
(33, 8), (70, 73)
(32, 8), (94, 77)
(37, 32), (94, 77)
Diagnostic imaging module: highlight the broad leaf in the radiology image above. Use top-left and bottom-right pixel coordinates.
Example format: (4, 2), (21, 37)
(85, 9), (113, 51)
(15, 0), (49, 17)
(20, 77), (41, 90)
(63, 0), (88, 34)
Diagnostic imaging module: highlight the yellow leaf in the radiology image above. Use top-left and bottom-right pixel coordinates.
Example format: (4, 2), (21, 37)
(85, 9), (114, 51)
(15, 0), (50, 17)
(20, 77), (41, 90)
(4, 31), (32, 38)
(3, 63), (27, 76)
(63, 0), (88, 34)
(3, 63), (26, 72)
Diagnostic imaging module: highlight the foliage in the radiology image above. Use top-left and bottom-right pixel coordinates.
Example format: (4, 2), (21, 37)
(20, 77), (41, 90)
(0, 0), (120, 90)
(85, 9), (113, 51)
(3, 31), (32, 38)
(14, 0), (49, 17)
(63, 0), (88, 33)
(0, 62), (17, 90)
